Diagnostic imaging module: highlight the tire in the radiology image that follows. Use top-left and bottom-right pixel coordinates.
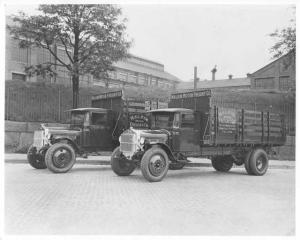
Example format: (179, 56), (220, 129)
(211, 155), (233, 172)
(45, 143), (76, 173)
(141, 147), (169, 182)
(244, 150), (254, 175)
(111, 147), (136, 176)
(248, 148), (269, 176)
(169, 162), (185, 170)
(27, 145), (47, 169)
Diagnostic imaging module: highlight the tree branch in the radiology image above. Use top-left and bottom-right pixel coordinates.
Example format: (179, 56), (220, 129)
(59, 35), (74, 64)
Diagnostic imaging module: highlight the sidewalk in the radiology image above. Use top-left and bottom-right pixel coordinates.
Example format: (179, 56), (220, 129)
(5, 153), (295, 169)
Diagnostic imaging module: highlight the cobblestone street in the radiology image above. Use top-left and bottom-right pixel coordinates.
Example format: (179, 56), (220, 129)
(5, 163), (295, 235)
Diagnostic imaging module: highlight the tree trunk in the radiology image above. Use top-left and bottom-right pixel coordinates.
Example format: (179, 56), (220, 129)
(72, 75), (79, 109)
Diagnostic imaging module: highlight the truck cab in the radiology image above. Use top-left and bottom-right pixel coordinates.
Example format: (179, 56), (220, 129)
(28, 108), (118, 173)
(111, 108), (199, 182)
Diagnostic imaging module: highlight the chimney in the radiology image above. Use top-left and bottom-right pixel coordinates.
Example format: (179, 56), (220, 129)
(228, 74), (233, 80)
(211, 65), (217, 81)
(194, 66), (199, 89)
(246, 73), (251, 78)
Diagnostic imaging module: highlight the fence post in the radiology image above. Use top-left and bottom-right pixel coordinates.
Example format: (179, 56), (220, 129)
(58, 87), (61, 122)
(6, 87), (9, 120)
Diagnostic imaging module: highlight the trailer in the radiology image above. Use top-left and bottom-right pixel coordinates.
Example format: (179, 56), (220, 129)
(111, 89), (286, 182)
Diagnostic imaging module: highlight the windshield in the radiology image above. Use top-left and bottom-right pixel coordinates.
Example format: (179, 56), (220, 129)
(71, 112), (86, 125)
(151, 113), (175, 129)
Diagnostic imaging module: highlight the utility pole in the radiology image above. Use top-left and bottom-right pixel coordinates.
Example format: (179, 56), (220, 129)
(194, 66), (199, 89)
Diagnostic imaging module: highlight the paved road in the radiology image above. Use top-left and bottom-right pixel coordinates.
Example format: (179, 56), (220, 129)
(5, 163), (295, 235)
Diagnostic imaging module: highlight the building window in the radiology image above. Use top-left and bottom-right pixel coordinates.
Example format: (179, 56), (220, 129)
(279, 76), (293, 90)
(128, 73), (138, 83)
(150, 77), (157, 86)
(37, 47), (51, 64)
(138, 75), (147, 85)
(11, 40), (28, 63)
(254, 78), (275, 89)
(12, 72), (26, 81)
(158, 80), (165, 88)
(118, 72), (127, 81)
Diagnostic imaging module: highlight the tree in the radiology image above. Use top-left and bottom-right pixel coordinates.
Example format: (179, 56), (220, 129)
(269, 9), (295, 61)
(8, 4), (131, 108)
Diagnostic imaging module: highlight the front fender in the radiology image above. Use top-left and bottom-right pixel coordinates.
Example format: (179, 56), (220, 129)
(148, 143), (176, 162)
(51, 137), (80, 153)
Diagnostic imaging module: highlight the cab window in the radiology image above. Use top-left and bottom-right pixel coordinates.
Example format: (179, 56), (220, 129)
(181, 113), (195, 128)
(151, 113), (174, 128)
(91, 113), (107, 125)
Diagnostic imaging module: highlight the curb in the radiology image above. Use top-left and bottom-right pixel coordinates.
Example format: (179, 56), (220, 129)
(5, 159), (295, 169)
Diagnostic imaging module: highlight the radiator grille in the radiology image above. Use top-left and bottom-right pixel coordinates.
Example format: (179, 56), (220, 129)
(120, 133), (136, 154)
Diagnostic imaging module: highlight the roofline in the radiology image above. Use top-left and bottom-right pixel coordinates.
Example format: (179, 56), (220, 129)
(65, 108), (109, 112)
(250, 52), (292, 76)
(148, 108), (193, 113)
(128, 54), (164, 67)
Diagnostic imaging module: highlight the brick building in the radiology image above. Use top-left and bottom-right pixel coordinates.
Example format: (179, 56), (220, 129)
(5, 17), (180, 89)
(249, 52), (295, 91)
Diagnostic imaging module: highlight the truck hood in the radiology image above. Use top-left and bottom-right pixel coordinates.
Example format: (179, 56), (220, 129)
(130, 128), (169, 143)
(44, 126), (81, 136)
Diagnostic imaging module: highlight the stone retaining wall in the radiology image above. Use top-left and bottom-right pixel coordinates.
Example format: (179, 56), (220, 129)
(5, 121), (69, 153)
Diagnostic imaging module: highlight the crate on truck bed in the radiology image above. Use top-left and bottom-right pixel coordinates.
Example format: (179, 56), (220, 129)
(169, 89), (286, 146)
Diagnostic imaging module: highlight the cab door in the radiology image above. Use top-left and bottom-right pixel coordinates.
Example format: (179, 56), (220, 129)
(89, 112), (110, 150)
(172, 112), (200, 152)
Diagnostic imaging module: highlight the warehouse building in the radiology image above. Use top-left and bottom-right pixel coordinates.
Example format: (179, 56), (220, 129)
(249, 52), (295, 91)
(5, 17), (180, 90)
(177, 76), (251, 90)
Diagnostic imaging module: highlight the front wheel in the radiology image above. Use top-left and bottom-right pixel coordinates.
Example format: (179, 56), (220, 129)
(141, 147), (169, 182)
(211, 155), (233, 172)
(111, 147), (136, 176)
(27, 145), (47, 169)
(45, 143), (76, 173)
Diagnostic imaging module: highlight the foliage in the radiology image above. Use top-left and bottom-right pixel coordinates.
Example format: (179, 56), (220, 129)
(269, 27), (296, 59)
(8, 4), (132, 108)
(269, 8), (295, 61)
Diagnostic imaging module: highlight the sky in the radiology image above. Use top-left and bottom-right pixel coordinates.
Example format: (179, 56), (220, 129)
(4, 2), (295, 81)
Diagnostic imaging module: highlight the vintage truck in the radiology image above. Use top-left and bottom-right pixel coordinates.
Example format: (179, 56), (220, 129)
(111, 89), (286, 182)
(27, 89), (167, 173)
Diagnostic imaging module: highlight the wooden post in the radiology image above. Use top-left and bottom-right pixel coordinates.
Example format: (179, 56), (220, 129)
(241, 109), (244, 143)
(58, 88), (61, 122)
(267, 111), (270, 144)
(261, 111), (264, 143)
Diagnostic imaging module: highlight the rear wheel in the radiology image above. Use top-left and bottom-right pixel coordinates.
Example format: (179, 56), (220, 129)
(45, 143), (76, 173)
(141, 147), (169, 182)
(111, 147), (136, 176)
(169, 162), (185, 170)
(27, 145), (47, 169)
(248, 148), (269, 176)
(211, 155), (233, 172)
(244, 150), (254, 175)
